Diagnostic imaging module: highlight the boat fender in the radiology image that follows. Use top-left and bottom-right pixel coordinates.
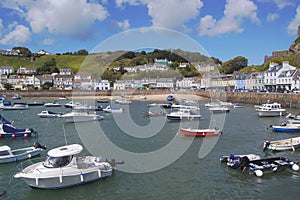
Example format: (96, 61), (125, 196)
(98, 170), (101, 178)
(35, 178), (39, 186)
(80, 173), (84, 182)
(254, 170), (263, 177)
(59, 175), (63, 183)
(292, 164), (300, 171)
(27, 154), (31, 158)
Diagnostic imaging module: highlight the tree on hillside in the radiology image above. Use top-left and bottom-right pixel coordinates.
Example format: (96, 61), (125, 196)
(101, 69), (122, 83)
(36, 58), (59, 74)
(77, 49), (89, 55)
(12, 47), (32, 57)
(211, 57), (222, 65)
(219, 56), (248, 74)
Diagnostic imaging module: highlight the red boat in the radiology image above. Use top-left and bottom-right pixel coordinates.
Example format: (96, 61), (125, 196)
(179, 128), (221, 137)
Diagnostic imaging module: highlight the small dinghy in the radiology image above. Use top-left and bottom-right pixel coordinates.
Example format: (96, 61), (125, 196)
(263, 136), (300, 151)
(0, 143), (46, 164)
(221, 154), (299, 177)
(220, 154), (261, 169)
(14, 144), (115, 189)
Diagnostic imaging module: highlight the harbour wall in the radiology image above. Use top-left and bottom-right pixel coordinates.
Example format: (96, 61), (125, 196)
(195, 91), (300, 108)
(1, 90), (300, 108)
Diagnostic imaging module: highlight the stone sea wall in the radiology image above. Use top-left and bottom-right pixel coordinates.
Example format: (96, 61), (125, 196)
(1, 90), (300, 108)
(195, 91), (300, 108)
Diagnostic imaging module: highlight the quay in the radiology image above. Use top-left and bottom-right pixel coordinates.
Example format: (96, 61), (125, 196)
(1, 90), (300, 108)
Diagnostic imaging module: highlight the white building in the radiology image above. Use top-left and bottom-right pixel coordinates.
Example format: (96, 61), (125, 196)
(93, 80), (110, 90)
(264, 61), (296, 92)
(176, 77), (194, 89)
(245, 72), (265, 91)
(0, 66), (14, 75)
(17, 66), (36, 74)
(59, 68), (72, 75)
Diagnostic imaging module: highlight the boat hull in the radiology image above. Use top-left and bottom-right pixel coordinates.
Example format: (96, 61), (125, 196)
(0, 148), (42, 164)
(258, 110), (286, 117)
(0, 131), (36, 139)
(180, 128), (221, 137)
(167, 115), (202, 120)
(63, 116), (103, 123)
(21, 169), (112, 189)
(272, 126), (300, 132)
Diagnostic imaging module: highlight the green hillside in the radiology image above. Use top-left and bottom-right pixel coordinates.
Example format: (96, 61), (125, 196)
(0, 55), (34, 68)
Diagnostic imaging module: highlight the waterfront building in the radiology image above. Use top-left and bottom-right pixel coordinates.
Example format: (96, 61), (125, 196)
(264, 61), (296, 92)
(0, 66), (14, 75)
(176, 77), (194, 89)
(17, 66), (37, 74)
(53, 75), (74, 90)
(245, 72), (265, 91)
(156, 78), (175, 90)
(73, 72), (92, 90)
(7, 75), (26, 90)
(233, 73), (249, 91)
(59, 68), (72, 75)
(93, 79), (110, 90)
(0, 49), (19, 56)
(24, 75), (41, 89)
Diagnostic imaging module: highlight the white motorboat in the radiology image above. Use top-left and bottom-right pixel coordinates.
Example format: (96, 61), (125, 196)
(12, 94), (22, 100)
(263, 136), (300, 151)
(14, 144), (114, 189)
(166, 109), (202, 120)
(59, 110), (103, 123)
(64, 101), (81, 108)
(171, 104), (200, 111)
(257, 102), (286, 117)
(103, 105), (123, 113)
(209, 106), (230, 113)
(0, 143), (46, 164)
(37, 110), (62, 118)
(1, 101), (29, 110)
(44, 101), (62, 107)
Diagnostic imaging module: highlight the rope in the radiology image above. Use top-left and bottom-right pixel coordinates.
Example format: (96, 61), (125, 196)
(62, 123), (68, 145)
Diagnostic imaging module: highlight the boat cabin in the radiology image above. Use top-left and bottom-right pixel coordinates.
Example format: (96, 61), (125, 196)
(44, 155), (73, 168)
(0, 146), (11, 156)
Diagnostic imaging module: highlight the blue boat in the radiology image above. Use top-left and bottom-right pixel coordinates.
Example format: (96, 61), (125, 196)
(0, 115), (37, 139)
(271, 123), (300, 132)
(167, 95), (175, 101)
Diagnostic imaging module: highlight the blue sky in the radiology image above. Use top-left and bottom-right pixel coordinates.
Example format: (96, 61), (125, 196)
(0, 0), (300, 65)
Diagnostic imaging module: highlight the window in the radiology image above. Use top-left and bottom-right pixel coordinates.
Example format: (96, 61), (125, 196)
(44, 156), (73, 168)
(0, 151), (10, 156)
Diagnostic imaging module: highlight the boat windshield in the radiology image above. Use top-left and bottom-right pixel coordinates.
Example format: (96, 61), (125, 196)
(44, 155), (73, 168)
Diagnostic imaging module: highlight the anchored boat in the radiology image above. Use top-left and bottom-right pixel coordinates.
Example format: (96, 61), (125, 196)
(14, 144), (114, 189)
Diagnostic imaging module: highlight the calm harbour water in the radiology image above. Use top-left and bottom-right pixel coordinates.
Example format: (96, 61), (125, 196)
(1, 99), (300, 200)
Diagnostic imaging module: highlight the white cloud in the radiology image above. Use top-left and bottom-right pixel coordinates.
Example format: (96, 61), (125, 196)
(115, 0), (141, 7)
(0, 25), (31, 45)
(145, 0), (203, 29)
(287, 5), (300, 36)
(198, 0), (260, 36)
(115, 0), (203, 29)
(0, 19), (3, 36)
(43, 38), (54, 45)
(267, 13), (279, 22)
(274, 0), (294, 9)
(117, 19), (130, 30)
(25, 0), (108, 37)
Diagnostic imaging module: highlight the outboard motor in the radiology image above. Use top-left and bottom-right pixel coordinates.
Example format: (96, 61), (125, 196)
(34, 142), (47, 150)
(239, 156), (250, 170)
(263, 141), (270, 151)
